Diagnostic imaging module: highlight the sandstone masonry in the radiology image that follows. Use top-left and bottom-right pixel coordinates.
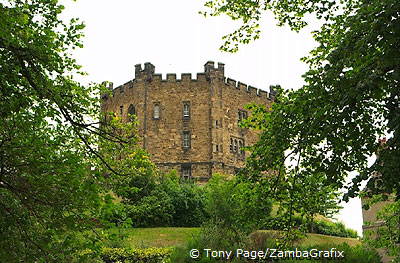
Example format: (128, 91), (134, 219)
(101, 61), (275, 181)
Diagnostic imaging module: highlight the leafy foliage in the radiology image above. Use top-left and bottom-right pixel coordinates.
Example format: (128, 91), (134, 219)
(204, 0), (400, 201)
(159, 173), (207, 227)
(0, 0), (106, 261)
(201, 0), (346, 52)
(126, 174), (207, 227)
(81, 247), (172, 263)
(364, 200), (400, 261)
(204, 0), (400, 255)
(265, 216), (358, 239)
(205, 174), (272, 233)
(106, 166), (207, 228)
(172, 174), (272, 261)
(0, 0), (149, 261)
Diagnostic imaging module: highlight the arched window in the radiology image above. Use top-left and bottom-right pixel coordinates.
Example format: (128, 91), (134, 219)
(128, 104), (136, 121)
(230, 138), (233, 152)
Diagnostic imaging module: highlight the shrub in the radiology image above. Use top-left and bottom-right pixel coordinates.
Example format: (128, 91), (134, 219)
(169, 175), (273, 262)
(205, 174), (272, 231)
(313, 220), (358, 238)
(264, 215), (358, 238)
(123, 172), (207, 227)
(99, 195), (132, 228)
(127, 189), (174, 227)
(100, 247), (172, 263)
(158, 173), (207, 227)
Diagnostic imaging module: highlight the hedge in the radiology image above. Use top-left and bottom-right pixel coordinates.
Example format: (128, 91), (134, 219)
(79, 247), (172, 263)
(100, 247), (172, 263)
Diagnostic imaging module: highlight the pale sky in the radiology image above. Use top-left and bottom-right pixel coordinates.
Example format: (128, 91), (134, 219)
(62, 0), (364, 236)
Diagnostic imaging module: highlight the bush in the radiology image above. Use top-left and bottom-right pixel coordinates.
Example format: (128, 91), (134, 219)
(313, 220), (358, 238)
(205, 174), (272, 231)
(127, 189), (174, 227)
(158, 173), (207, 227)
(123, 172), (207, 227)
(169, 174), (273, 263)
(100, 247), (171, 263)
(169, 225), (250, 263)
(99, 194), (132, 228)
(264, 215), (358, 238)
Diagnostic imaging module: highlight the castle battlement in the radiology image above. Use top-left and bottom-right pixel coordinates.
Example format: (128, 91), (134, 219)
(223, 78), (274, 100)
(101, 61), (274, 182)
(104, 61), (275, 101)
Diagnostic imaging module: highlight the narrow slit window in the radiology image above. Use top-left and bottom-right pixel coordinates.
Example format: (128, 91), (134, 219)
(238, 110), (248, 123)
(183, 131), (191, 149)
(183, 102), (190, 118)
(154, 104), (160, 119)
(128, 104), (136, 121)
(182, 166), (191, 179)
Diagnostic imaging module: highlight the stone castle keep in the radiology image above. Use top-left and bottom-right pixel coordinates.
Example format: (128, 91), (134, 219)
(101, 61), (274, 180)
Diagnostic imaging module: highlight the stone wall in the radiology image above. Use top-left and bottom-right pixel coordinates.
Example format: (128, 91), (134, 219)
(101, 61), (273, 180)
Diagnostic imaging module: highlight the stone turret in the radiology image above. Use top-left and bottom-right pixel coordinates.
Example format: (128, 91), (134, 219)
(135, 62), (155, 81)
(100, 81), (114, 100)
(101, 61), (275, 183)
(204, 61), (225, 80)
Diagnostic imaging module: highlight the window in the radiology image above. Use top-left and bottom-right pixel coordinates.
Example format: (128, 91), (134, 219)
(230, 137), (245, 156)
(238, 110), (248, 123)
(153, 104), (160, 119)
(119, 105), (124, 116)
(181, 165), (191, 180)
(128, 104), (136, 121)
(183, 131), (191, 149)
(183, 102), (190, 118)
(214, 144), (220, 152)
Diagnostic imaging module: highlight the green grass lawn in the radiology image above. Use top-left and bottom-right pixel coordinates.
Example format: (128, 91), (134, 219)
(110, 227), (360, 249)
(110, 227), (200, 248)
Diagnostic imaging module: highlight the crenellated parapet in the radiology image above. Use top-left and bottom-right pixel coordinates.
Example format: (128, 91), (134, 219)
(101, 61), (275, 183)
(150, 73), (207, 82)
(204, 61), (224, 80)
(100, 81), (114, 100)
(103, 61), (276, 102)
(223, 77), (274, 101)
(110, 80), (133, 96)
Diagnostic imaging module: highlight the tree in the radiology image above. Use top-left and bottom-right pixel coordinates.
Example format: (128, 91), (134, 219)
(365, 200), (400, 261)
(201, 0), (348, 52)
(204, 0), (400, 201)
(0, 1), (130, 261)
(204, 0), (399, 256)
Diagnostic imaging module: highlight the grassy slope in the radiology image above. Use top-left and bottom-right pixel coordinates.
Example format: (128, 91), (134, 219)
(299, 233), (361, 247)
(116, 227), (360, 248)
(117, 227), (200, 248)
